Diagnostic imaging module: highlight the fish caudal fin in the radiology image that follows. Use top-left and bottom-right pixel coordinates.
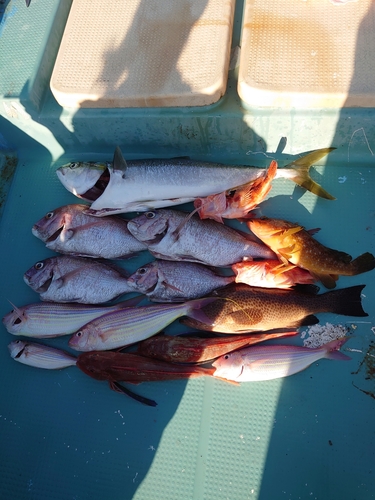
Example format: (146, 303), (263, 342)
(349, 252), (375, 275)
(326, 284), (367, 317)
(284, 148), (336, 200)
(323, 337), (351, 361)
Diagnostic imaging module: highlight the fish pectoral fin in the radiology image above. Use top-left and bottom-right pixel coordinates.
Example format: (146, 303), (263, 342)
(112, 146), (128, 175)
(313, 272), (338, 289)
(289, 315), (320, 328)
(109, 381), (157, 407)
(282, 226), (304, 237)
(162, 281), (183, 293)
(276, 242), (299, 261)
(271, 262), (297, 275)
(171, 211), (195, 240)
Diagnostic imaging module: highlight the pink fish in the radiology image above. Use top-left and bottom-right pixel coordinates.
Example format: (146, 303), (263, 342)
(212, 337), (351, 382)
(232, 260), (316, 289)
(193, 160), (277, 223)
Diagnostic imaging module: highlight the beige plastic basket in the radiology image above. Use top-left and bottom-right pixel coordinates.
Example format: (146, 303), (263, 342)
(50, 0), (235, 108)
(238, 0), (375, 108)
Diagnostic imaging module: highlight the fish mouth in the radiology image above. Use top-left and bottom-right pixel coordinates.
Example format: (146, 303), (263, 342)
(80, 170), (110, 202)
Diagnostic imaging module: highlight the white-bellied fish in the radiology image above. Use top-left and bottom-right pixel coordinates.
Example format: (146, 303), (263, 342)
(8, 340), (77, 369)
(68, 297), (217, 351)
(127, 260), (235, 302)
(23, 256), (135, 303)
(32, 204), (147, 259)
(127, 209), (276, 266)
(56, 147), (335, 216)
(2, 297), (143, 338)
(212, 337), (350, 382)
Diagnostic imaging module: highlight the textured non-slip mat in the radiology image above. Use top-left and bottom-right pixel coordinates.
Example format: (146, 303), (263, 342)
(50, 0), (235, 108)
(238, 0), (375, 108)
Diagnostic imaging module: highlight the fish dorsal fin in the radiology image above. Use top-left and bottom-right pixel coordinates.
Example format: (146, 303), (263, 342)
(307, 227), (321, 236)
(113, 146), (128, 174)
(275, 136), (287, 154)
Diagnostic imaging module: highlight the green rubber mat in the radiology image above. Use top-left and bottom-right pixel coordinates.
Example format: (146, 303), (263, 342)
(0, 145), (374, 500)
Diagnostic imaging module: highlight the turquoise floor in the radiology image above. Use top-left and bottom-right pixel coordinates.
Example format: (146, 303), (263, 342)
(1, 1), (375, 499)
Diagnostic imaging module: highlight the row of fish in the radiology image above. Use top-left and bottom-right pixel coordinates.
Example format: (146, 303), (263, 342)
(3, 145), (372, 405)
(8, 335), (350, 406)
(5, 279), (367, 348)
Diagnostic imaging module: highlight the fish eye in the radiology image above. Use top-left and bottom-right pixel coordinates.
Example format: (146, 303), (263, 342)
(34, 262), (44, 270)
(138, 268), (147, 275)
(76, 331), (82, 337)
(45, 211), (54, 219)
(224, 355), (229, 359)
(145, 211), (156, 219)
(69, 162), (78, 169)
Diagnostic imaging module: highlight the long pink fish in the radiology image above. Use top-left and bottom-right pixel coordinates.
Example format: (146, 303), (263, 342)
(212, 337), (350, 382)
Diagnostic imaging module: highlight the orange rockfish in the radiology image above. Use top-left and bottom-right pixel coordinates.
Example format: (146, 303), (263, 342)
(232, 259), (315, 289)
(193, 160), (278, 223)
(248, 217), (375, 288)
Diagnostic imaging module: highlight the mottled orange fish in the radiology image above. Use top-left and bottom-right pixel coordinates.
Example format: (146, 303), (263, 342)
(193, 160), (278, 223)
(248, 217), (375, 288)
(232, 259), (316, 289)
(182, 282), (368, 333)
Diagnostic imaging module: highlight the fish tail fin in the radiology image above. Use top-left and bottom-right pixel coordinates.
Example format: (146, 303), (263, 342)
(323, 337), (351, 361)
(349, 252), (375, 275)
(283, 148), (336, 200)
(325, 284), (368, 317)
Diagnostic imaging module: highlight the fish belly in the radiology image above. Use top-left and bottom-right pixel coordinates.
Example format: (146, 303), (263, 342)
(238, 351), (322, 381)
